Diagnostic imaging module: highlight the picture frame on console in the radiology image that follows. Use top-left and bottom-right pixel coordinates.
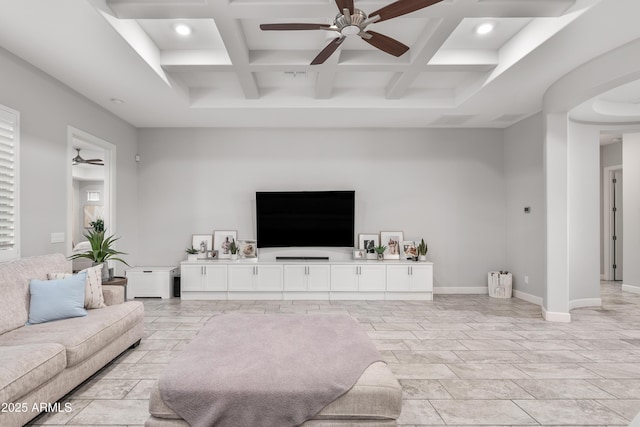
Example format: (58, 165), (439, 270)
(353, 249), (365, 260)
(214, 230), (238, 259)
(238, 240), (257, 258)
(358, 234), (379, 260)
(402, 241), (417, 260)
(192, 234), (213, 256)
(380, 231), (403, 260)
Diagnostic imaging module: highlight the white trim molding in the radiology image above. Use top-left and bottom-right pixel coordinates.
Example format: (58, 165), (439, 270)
(622, 284), (640, 294)
(568, 298), (602, 310)
(542, 306), (571, 323)
(434, 286), (488, 295)
(513, 290), (543, 306)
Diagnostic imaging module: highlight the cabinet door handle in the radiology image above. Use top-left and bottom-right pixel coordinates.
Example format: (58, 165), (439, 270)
(255, 266), (259, 275)
(410, 266), (413, 275)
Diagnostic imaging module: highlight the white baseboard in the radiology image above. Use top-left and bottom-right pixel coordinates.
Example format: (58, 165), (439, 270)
(568, 298), (602, 310)
(542, 306), (571, 323)
(434, 286), (488, 295)
(622, 284), (640, 294)
(513, 290), (543, 306)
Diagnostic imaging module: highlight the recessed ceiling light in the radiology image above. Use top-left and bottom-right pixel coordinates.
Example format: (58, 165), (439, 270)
(175, 24), (192, 36)
(475, 22), (495, 35)
(110, 98), (124, 104)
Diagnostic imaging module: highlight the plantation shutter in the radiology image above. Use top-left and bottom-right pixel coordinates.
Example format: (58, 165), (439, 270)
(0, 104), (19, 261)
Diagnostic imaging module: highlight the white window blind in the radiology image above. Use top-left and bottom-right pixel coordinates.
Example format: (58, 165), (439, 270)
(0, 104), (19, 262)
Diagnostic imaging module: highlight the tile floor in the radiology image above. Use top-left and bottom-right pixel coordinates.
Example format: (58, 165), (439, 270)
(29, 282), (640, 426)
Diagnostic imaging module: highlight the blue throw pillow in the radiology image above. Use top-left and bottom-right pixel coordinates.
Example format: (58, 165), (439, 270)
(28, 272), (88, 325)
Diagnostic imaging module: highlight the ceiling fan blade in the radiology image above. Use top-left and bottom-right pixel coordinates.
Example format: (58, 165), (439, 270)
(87, 161), (104, 166)
(311, 37), (346, 65)
(361, 31), (409, 57)
(260, 23), (331, 31)
(84, 158), (103, 163)
(369, 0), (443, 23)
(335, 0), (354, 15)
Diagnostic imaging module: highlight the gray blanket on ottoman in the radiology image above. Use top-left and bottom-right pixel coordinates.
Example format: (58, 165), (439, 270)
(158, 314), (382, 427)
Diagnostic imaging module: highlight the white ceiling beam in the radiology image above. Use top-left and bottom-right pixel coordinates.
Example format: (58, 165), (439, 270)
(207, 3), (259, 99)
(313, 33), (344, 99)
(161, 49), (497, 73)
(107, 0), (576, 19)
(385, 17), (463, 99)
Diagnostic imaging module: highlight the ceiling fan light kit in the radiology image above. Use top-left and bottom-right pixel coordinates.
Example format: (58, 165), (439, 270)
(260, 0), (443, 65)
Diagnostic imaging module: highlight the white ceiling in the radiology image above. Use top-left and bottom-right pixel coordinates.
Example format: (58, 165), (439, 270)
(1, 0), (640, 128)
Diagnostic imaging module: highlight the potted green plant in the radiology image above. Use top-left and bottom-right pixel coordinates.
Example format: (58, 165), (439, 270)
(229, 239), (239, 260)
(417, 238), (428, 262)
(69, 228), (129, 280)
(185, 246), (199, 262)
(374, 245), (387, 261)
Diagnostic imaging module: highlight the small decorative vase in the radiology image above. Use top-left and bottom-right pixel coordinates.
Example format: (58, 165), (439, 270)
(418, 255), (427, 262)
(101, 263), (110, 281)
(377, 253), (384, 261)
(187, 254), (198, 261)
(230, 253), (238, 261)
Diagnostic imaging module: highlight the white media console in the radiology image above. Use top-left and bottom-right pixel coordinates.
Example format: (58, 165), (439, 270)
(180, 259), (433, 301)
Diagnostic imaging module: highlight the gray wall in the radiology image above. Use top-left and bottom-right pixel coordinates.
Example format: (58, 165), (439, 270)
(137, 128), (506, 288)
(0, 47), (139, 270)
(623, 133), (640, 288)
(504, 114), (545, 300)
(600, 142), (622, 275)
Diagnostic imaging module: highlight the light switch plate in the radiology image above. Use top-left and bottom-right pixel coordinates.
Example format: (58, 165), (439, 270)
(51, 232), (65, 244)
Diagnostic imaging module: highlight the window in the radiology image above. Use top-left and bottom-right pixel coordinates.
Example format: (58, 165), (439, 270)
(87, 191), (100, 202)
(0, 104), (19, 262)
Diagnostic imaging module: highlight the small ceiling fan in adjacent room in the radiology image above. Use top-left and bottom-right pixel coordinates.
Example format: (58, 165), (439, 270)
(72, 148), (103, 166)
(260, 0), (443, 65)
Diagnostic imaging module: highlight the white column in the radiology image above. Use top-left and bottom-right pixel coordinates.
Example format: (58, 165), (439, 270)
(567, 122), (601, 309)
(622, 133), (640, 293)
(543, 113), (571, 322)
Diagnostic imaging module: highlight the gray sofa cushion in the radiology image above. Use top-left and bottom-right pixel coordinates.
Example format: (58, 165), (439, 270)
(0, 301), (143, 367)
(0, 254), (70, 335)
(0, 343), (66, 403)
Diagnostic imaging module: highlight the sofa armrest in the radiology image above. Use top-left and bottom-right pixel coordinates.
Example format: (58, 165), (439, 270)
(102, 285), (125, 306)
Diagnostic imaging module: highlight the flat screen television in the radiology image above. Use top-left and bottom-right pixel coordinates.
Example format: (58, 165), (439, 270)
(256, 191), (355, 248)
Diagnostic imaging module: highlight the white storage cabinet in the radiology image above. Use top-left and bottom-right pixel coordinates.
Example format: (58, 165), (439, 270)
(126, 266), (178, 299)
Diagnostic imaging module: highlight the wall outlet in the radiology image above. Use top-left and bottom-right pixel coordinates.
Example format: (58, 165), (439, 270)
(524, 275), (529, 284)
(51, 232), (65, 244)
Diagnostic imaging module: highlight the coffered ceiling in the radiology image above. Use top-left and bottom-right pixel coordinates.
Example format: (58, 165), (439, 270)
(0, 0), (639, 128)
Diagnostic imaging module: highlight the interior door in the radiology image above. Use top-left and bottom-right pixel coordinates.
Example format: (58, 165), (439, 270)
(613, 171), (623, 280)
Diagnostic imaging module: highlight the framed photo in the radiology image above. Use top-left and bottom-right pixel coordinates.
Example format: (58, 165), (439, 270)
(213, 230), (238, 259)
(238, 240), (257, 258)
(192, 234), (213, 255)
(380, 231), (404, 260)
(402, 241), (417, 260)
(358, 233), (379, 260)
(353, 249), (365, 260)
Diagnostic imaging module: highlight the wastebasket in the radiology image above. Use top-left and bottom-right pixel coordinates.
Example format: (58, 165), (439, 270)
(488, 271), (512, 298)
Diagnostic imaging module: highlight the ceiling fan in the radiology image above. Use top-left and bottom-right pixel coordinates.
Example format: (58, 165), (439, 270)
(260, 0), (443, 65)
(72, 148), (104, 166)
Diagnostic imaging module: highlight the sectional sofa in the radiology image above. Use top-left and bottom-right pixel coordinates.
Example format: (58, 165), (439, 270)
(0, 254), (144, 427)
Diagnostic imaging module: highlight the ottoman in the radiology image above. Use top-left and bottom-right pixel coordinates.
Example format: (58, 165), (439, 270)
(144, 314), (403, 427)
(145, 361), (402, 427)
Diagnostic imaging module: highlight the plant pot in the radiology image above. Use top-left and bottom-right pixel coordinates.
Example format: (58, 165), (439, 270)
(94, 262), (110, 281)
(187, 254), (198, 261)
(230, 254), (238, 261)
(377, 253), (384, 261)
(418, 255), (427, 262)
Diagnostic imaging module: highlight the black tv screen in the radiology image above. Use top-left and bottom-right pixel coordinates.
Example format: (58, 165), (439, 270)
(256, 191), (355, 248)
